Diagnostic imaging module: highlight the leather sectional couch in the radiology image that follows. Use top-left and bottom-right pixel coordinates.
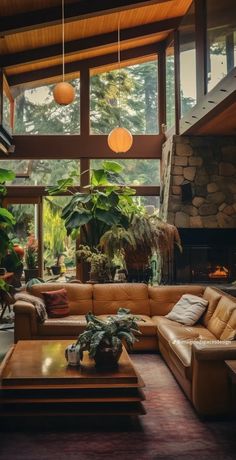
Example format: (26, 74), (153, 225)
(14, 283), (236, 416)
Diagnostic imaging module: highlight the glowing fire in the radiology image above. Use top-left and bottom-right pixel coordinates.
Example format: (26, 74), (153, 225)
(208, 265), (229, 279)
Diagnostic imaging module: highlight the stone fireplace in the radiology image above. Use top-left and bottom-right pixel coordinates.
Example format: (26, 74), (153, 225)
(160, 135), (236, 284)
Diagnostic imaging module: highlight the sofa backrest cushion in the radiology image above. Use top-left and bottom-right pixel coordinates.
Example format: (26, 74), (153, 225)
(207, 295), (236, 339)
(149, 285), (205, 316)
(220, 309), (236, 341)
(29, 283), (93, 314)
(93, 283), (150, 315)
(202, 287), (222, 327)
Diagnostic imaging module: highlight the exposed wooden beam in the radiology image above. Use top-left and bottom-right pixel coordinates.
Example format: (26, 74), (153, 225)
(2, 17), (181, 69)
(179, 67), (236, 135)
(5, 185), (160, 197)
(8, 43), (160, 87)
(0, 0), (171, 36)
(12, 134), (164, 159)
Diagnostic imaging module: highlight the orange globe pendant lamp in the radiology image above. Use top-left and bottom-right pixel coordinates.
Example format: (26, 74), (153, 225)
(107, 17), (133, 154)
(53, 81), (75, 105)
(53, 0), (75, 105)
(108, 127), (133, 154)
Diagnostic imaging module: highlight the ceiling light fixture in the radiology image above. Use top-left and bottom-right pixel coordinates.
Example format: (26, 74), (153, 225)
(53, 0), (75, 105)
(107, 16), (133, 154)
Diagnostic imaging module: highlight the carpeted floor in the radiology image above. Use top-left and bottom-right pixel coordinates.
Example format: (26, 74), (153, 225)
(0, 354), (236, 460)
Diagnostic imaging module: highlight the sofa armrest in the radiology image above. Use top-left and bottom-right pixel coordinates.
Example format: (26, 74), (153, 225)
(14, 300), (39, 343)
(191, 341), (236, 416)
(192, 341), (236, 360)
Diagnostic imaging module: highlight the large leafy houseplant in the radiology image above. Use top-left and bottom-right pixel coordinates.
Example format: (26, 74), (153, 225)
(67, 308), (142, 368)
(48, 161), (137, 248)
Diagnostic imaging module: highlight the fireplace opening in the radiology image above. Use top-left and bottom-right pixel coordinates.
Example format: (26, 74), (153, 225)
(174, 229), (236, 284)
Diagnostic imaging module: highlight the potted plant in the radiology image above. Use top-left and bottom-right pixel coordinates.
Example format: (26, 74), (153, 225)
(65, 308), (142, 368)
(100, 214), (182, 283)
(47, 161), (136, 248)
(76, 244), (115, 282)
(24, 234), (39, 282)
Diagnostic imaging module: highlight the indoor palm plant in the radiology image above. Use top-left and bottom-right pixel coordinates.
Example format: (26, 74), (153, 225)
(65, 308), (142, 368)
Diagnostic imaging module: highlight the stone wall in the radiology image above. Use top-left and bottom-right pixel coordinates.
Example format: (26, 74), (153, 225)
(160, 135), (236, 228)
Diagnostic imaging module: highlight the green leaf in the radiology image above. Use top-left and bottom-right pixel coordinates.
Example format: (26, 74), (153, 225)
(95, 209), (121, 226)
(47, 177), (74, 195)
(0, 168), (15, 183)
(61, 193), (91, 219)
(65, 210), (92, 232)
(0, 208), (16, 226)
(91, 169), (107, 186)
(102, 161), (123, 174)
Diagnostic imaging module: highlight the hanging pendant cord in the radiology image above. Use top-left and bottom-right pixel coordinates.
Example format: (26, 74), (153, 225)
(118, 15), (121, 126)
(62, 0), (65, 81)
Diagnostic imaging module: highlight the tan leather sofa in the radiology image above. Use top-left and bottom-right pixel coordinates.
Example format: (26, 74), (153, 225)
(14, 283), (236, 416)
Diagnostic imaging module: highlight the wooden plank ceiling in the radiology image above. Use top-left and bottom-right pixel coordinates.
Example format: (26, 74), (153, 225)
(0, 0), (192, 88)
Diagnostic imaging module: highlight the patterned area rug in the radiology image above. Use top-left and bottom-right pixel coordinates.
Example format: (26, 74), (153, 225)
(0, 354), (236, 460)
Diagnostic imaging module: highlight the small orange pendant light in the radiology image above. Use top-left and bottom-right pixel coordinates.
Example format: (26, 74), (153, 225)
(53, 0), (75, 105)
(107, 16), (133, 154)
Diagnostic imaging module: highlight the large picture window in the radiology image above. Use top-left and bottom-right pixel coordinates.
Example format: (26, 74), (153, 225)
(1, 159), (80, 185)
(90, 59), (158, 135)
(166, 42), (175, 130)
(179, 2), (197, 117)
(207, 0), (236, 91)
(14, 78), (80, 135)
(91, 159), (160, 186)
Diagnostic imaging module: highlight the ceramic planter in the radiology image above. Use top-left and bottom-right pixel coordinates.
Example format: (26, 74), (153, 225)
(94, 346), (122, 368)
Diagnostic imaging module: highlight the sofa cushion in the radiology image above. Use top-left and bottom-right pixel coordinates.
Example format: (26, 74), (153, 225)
(42, 289), (70, 317)
(149, 285), (205, 316)
(38, 315), (87, 337)
(153, 317), (217, 381)
(152, 316), (217, 344)
(165, 294), (208, 326)
(93, 283), (150, 315)
(202, 287), (222, 327)
(30, 283), (93, 314)
(97, 314), (156, 336)
(220, 309), (236, 341)
(207, 296), (236, 339)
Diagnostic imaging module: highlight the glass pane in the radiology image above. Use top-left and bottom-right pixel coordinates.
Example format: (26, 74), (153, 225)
(14, 78), (80, 135)
(3, 89), (12, 134)
(0, 159), (80, 185)
(5, 203), (39, 282)
(166, 42), (175, 130)
(133, 196), (160, 214)
(179, 2), (197, 117)
(207, 0), (236, 91)
(91, 159), (160, 185)
(43, 197), (76, 279)
(90, 59), (158, 134)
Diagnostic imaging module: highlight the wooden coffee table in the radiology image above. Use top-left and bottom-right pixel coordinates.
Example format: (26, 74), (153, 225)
(0, 340), (145, 417)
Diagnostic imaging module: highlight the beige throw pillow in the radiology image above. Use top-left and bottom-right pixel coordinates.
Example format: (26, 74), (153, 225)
(165, 294), (208, 326)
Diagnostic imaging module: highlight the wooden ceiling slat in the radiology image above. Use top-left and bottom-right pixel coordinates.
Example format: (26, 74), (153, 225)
(8, 43), (161, 87)
(0, 0), (171, 35)
(2, 17), (181, 69)
(6, 34), (167, 77)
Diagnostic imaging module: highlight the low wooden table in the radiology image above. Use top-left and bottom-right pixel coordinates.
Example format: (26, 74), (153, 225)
(0, 340), (145, 417)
